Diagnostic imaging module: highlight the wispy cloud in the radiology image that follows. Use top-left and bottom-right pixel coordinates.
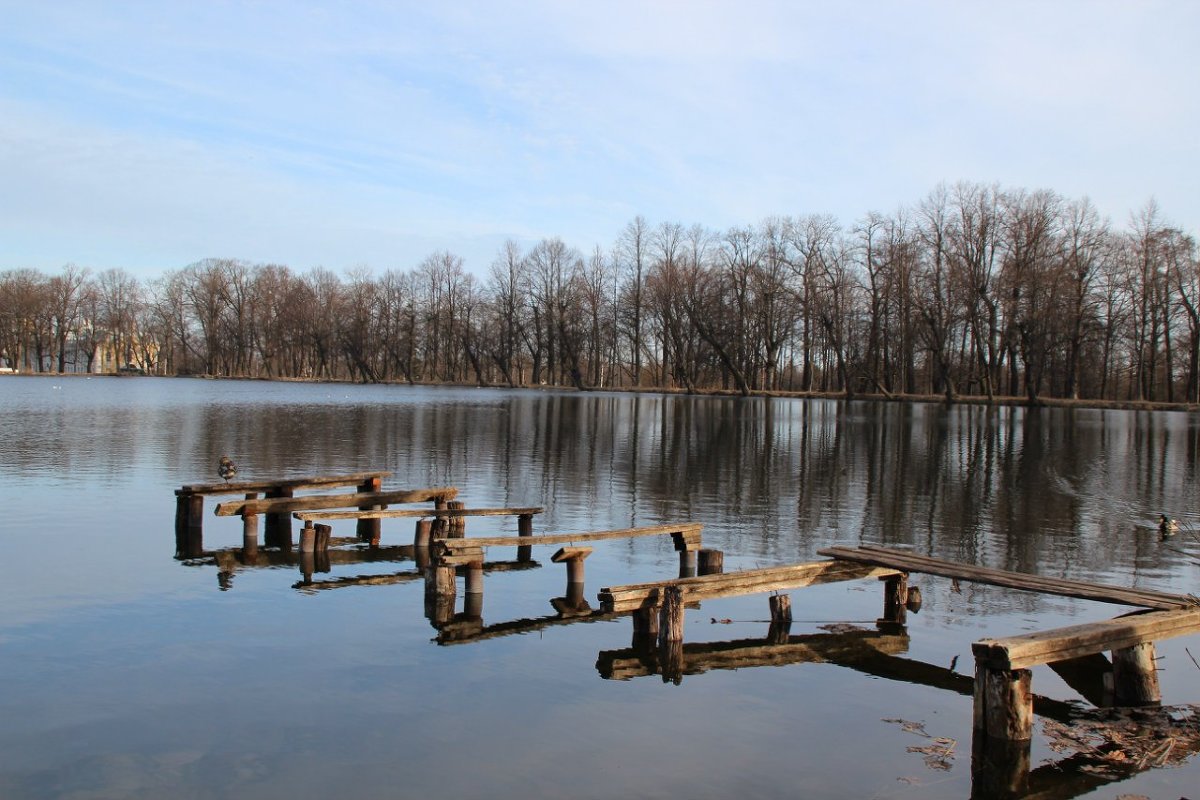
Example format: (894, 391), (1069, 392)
(1, 0), (1196, 276)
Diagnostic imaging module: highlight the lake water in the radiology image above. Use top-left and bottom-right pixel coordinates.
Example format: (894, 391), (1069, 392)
(1, 376), (1198, 799)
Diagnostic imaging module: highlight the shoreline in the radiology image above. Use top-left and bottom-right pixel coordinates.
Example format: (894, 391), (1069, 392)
(6, 370), (1198, 414)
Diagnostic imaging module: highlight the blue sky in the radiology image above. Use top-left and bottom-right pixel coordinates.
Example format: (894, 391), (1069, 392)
(2, 1), (1196, 279)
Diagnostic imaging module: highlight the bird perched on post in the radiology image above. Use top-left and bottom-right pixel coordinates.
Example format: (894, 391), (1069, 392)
(1158, 514), (1179, 536)
(219, 455), (238, 483)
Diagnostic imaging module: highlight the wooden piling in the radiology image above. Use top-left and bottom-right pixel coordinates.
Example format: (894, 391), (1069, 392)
(881, 572), (909, 625)
(659, 639), (684, 685)
(517, 513), (533, 562)
(184, 493), (204, 557)
(551, 547), (592, 586)
(413, 545), (431, 571)
(425, 594), (454, 628)
(447, 500), (466, 537)
(679, 550), (697, 577)
(632, 602), (660, 649)
(174, 493), (188, 551)
(300, 522), (317, 553)
(414, 519), (432, 548)
(659, 585), (685, 645)
(464, 561), (484, 595)
(905, 584), (923, 613)
(769, 593), (792, 623)
(357, 477), (383, 543)
(698, 549), (724, 575)
(265, 487), (292, 546)
(970, 733), (1030, 799)
(299, 552), (315, 585)
(463, 591), (483, 620)
(1112, 642), (1162, 706)
(314, 523), (331, 553)
(425, 563), (456, 601)
(242, 511), (259, 559)
(973, 664), (1033, 742)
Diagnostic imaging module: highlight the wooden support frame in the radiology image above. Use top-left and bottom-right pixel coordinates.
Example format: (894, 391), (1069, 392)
(599, 560), (900, 614)
(216, 487), (458, 517)
(971, 607), (1200, 741)
(551, 546), (592, 585)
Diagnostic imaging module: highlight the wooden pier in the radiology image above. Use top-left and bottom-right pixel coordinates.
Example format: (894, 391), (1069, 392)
(173, 475), (1200, 797)
(174, 471), (395, 557)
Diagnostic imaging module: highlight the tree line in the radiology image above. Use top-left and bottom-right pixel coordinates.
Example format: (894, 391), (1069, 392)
(2, 182), (1197, 404)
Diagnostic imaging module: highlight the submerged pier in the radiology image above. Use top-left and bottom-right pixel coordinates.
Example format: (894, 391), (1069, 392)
(172, 473), (1200, 799)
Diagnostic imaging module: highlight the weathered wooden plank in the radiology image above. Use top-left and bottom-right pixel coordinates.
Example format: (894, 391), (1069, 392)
(845, 545), (1192, 608)
(436, 523), (703, 551)
(972, 608), (1200, 670)
(598, 630), (911, 680)
(295, 506), (543, 521)
(215, 488), (458, 516)
(820, 545), (1194, 610)
(598, 561), (901, 613)
(179, 471), (393, 496)
(437, 607), (620, 645)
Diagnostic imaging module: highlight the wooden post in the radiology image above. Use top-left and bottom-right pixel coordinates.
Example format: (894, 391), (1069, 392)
(767, 618), (792, 645)
(698, 548), (724, 575)
(242, 511), (259, 559)
(413, 544), (430, 571)
(659, 639), (684, 685)
(414, 519), (432, 548)
(463, 591), (483, 620)
(973, 663), (1033, 742)
(632, 601), (661, 649)
(314, 523), (331, 553)
(300, 522), (317, 553)
(299, 552), (315, 585)
(970, 733), (1030, 799)
(564, 581), (586, 609)
(658, 585), (685, 646)
(425, 594), (454, 628)
(552, 547), (592, 587)
(517, 513), (533, 562)
(184, 493), (204, 557)
(769, 593), (792, 623)
(881, 573), (909, 625)
(356, 478), (383, 543)
(464, 560), (484, 595)
(425, 564), (456, 601)
(447, 501), (466, 537)
(174, 492), (189, 553)
(430, 493), (449, 540)
(1112, 642), (1162, 706)
(678, 550), (697, 578)
(905, 585), (923, 613)
(265, 487), (292, 546)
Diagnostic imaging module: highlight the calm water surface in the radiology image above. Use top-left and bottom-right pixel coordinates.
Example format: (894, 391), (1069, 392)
(2, 376), (1199, 799)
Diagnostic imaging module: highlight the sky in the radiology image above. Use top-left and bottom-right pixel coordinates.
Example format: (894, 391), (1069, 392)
(1, 1), (1197, 280)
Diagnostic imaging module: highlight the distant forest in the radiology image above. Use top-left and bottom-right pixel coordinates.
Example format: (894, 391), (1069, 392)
(2, 182), (1198, 405)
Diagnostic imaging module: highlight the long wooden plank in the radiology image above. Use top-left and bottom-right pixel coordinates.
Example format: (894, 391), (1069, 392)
(973, 607), (1200, 670)
(849, 545), (1190, 608)
(214, 487), (458, 516)
(598, 631), (909, 680)
(437, 523), (703, 550)
(296, 506), (543, 521)
(598, 560), (900, 613)
(819, 545), (1193, 610)
(844, 545), (1193, 608)
(179, 471), (392, 496)
(437, 608), (621, 645)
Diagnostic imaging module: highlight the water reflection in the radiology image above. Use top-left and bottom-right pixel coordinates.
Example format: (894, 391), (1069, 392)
(4, 376), (1200, 800)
